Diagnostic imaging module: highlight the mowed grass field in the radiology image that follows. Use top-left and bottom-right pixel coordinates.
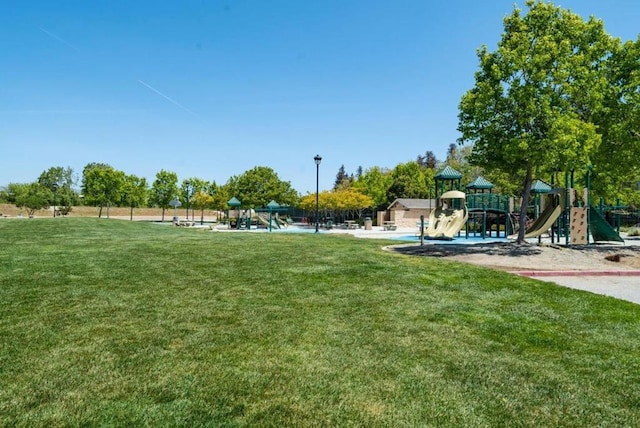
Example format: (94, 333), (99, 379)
(1, 218), (640, 426)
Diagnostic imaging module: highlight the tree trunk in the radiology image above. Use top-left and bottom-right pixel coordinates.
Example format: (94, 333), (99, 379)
(161, 207), (165, 222)
(200, 209), (204, 225)
(98, 206), (103, 218)
(517, 164), (534, 244)
(130, 206), (134, 221)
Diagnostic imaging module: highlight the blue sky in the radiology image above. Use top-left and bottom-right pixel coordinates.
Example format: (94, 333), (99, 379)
(2, 1), (639, 194)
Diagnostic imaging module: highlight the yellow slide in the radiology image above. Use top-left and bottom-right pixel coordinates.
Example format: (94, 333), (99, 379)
(425, 191), (468, 239)
(524, 200), (562, 238)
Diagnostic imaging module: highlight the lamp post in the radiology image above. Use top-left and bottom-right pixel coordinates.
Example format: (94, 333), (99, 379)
(314, 154), (322, 233)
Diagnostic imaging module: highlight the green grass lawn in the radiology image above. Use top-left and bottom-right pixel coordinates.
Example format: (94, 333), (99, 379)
(1, 218), (640, 426)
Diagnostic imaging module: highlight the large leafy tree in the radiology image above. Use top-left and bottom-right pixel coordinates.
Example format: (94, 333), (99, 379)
(209, 182), (229, 221)
(224, 166), (299, 208)
(192, 191), (214, 225)
(38, 166), (78, 215)
(458, 0), (613, 242)
(1, 183), (28, 204)
(591, 37), (640, 205)
(121, 174), (148, 220)
(180, 177), (209, 221)
(14, 182), (51, 217)
(352, 166), (393, 209)
(387, 161), (432, 202)
(150, 169), (179, 222)
(82, 163), (126, 218)
(299, 188), (374, 222)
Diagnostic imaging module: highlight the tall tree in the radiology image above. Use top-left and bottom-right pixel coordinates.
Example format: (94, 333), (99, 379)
(209, 182), (229, 222)
(150, 170), (179, 222)
(82, 163), (126, 218)
(225, 166), (299, 208)
(121, 174), (148, 220)
(416, 151), (438, 170)
(38, 166), (78, 214)
(445, 144), (457, 164)
(591, 36), (640, 204)
(387, 161), (430, 202)
(192, 191), (214, 224)
(334, 165), (351, 190)
(180, 177), (208, 221)
(458, 0), (613, 242)
(14, 182), (51, 217)
(352, 166), (392, 209)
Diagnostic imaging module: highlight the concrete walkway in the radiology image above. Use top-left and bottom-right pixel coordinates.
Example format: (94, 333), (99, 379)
(528, 274), (640, 305)
(512, 270), (640, 305)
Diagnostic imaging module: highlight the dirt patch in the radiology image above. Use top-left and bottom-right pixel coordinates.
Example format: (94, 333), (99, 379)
(388, 239), (640, 272)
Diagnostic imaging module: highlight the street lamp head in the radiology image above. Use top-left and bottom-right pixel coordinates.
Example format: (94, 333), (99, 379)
(314, 154), (322, 166)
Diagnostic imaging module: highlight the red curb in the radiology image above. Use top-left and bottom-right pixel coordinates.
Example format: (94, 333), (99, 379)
(512, 270), (640, 277)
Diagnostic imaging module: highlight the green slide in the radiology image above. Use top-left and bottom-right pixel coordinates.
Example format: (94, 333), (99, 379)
(589, 207), (624, 242)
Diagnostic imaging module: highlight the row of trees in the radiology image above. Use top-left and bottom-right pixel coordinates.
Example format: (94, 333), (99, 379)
(0, 164), (308, 221)
(3, 145), (468, 220)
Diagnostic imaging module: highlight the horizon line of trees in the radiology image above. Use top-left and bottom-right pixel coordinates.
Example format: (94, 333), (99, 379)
(2, 135), (639, 221)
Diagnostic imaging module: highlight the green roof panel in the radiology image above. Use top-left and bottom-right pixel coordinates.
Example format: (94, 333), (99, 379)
(227, 197), (242, 206)
(466, 176), (494, 189)
(530, 180), (553, 194)
(435, 165), (463, 179)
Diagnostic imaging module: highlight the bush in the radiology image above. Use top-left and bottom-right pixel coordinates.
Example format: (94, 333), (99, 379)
(627, 227), (640, 237)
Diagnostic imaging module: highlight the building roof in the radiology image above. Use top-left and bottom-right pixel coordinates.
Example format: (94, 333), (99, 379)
(435, 165), (462, 179)
(387, 198), (437, 210)
(466, 176), (494, 189)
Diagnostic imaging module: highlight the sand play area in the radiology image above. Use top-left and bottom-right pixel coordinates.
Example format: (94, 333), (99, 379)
(388, 237), (640, 273)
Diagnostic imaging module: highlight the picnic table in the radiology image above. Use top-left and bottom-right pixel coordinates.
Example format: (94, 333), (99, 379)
(383, 221), (397, 231)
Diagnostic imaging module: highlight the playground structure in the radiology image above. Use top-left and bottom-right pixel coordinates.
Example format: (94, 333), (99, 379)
(421, 166), (625, 245)
(424, 190), (468, 239)
(225, 198), (290, 231)
(427, 168), (513, 240)
(465, 177), (514, 239)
